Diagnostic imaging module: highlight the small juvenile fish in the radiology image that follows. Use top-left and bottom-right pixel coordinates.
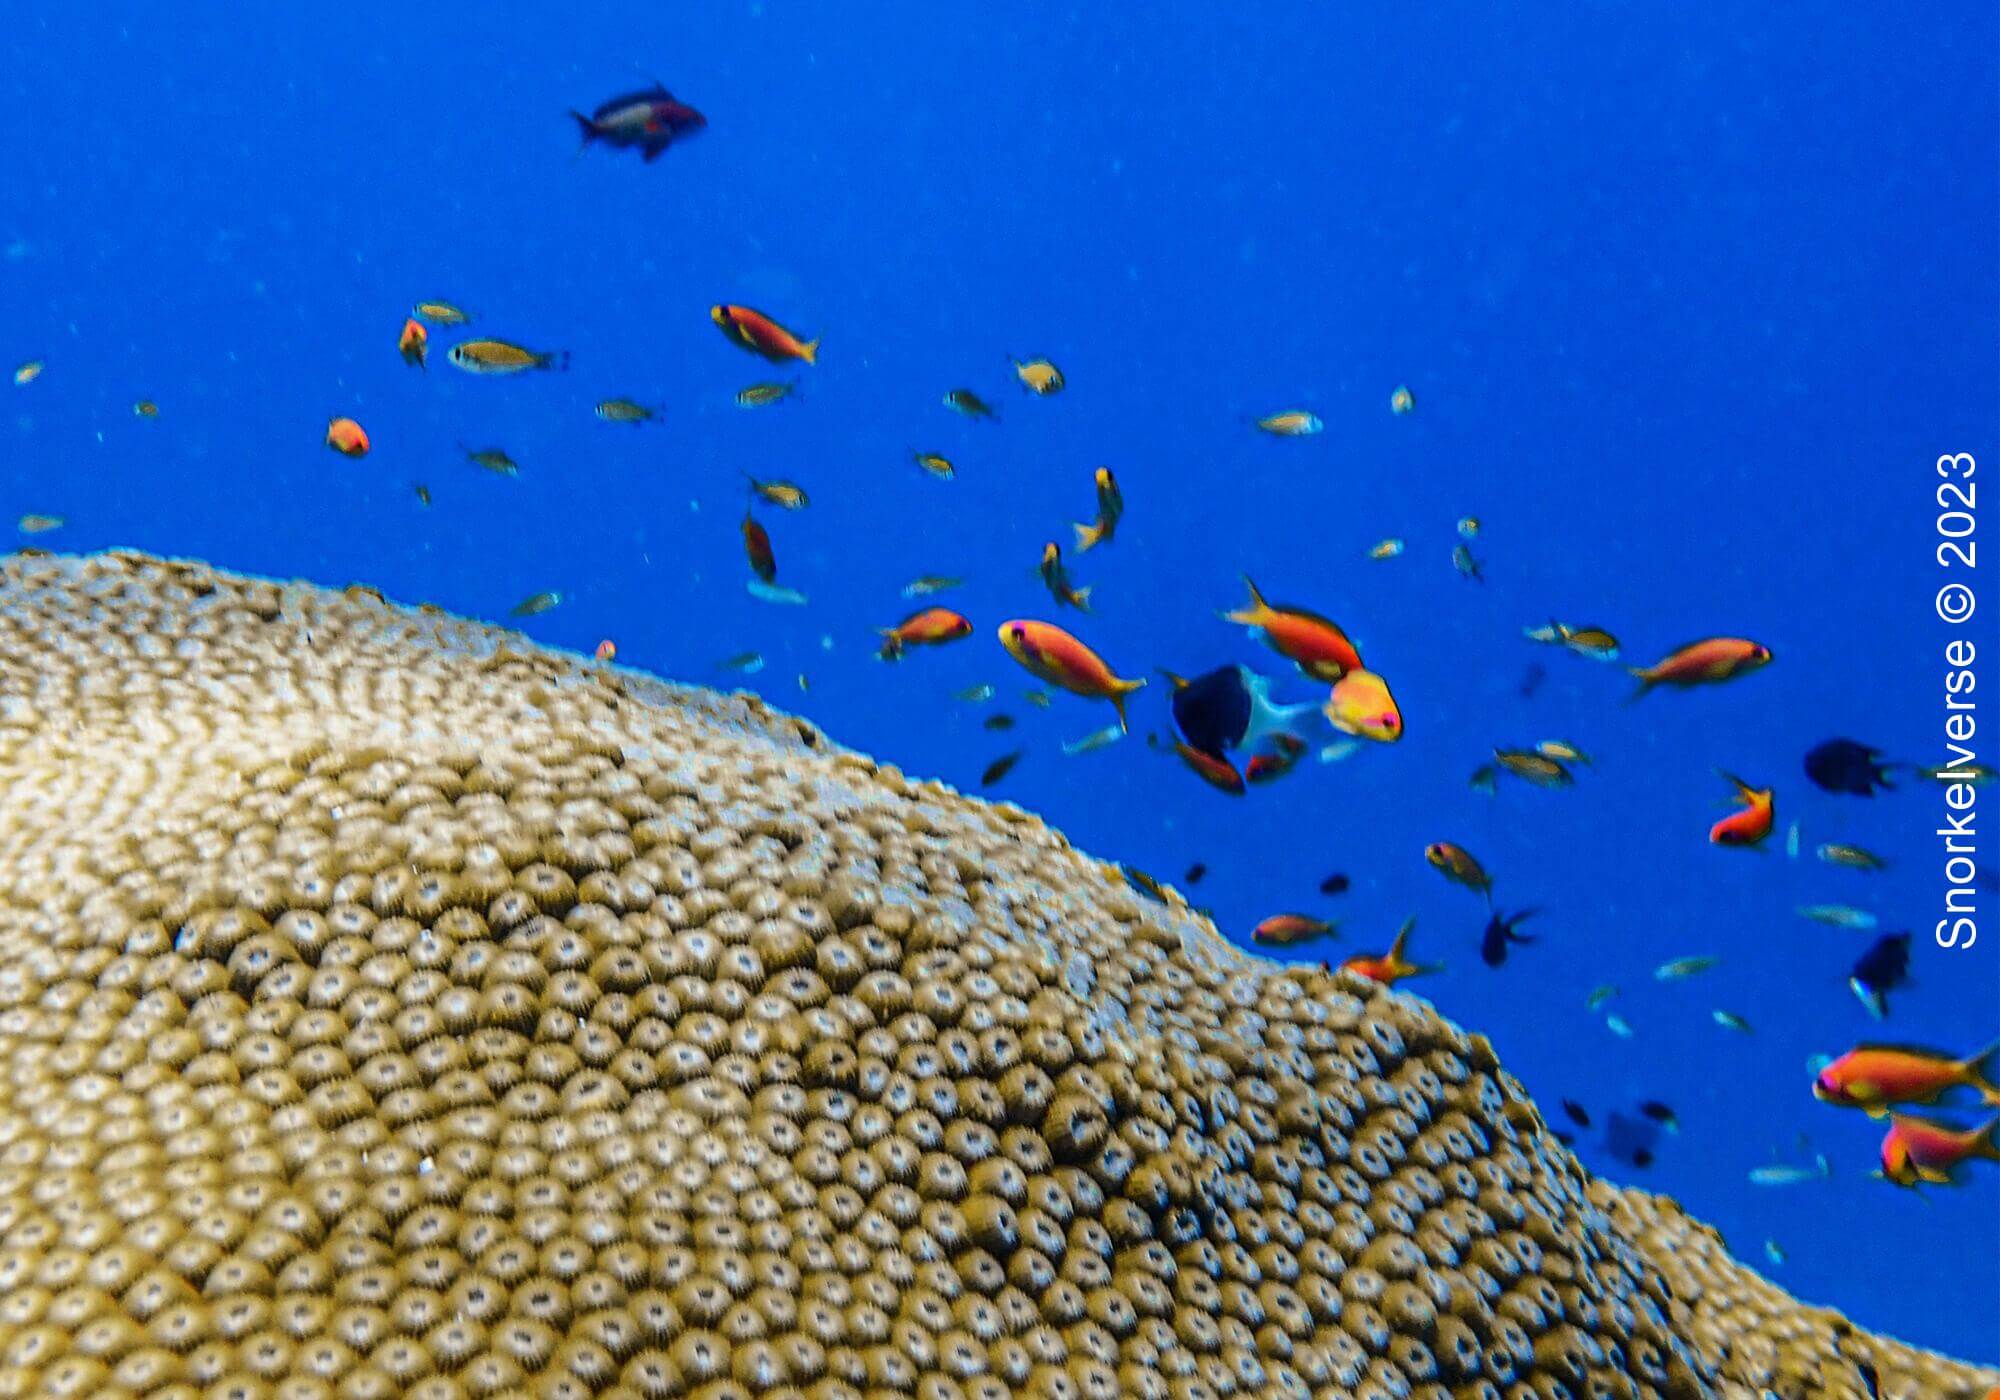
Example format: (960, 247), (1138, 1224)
(1252, 914), (1335, 947)
(1389, 385), (1415, 415)
(1763, 1240), (1785, 1266)
(1560, 1100), (1591, 1128)
(462, 445), (520, 476)
(983, 714), (1015, 732)
(596, 398), (660, 424)
(747, 580), (808, 606)
(1748, 1156), (1830, 1187)
(1628, 637), (1772, 698)
(1605, 1013), (1635, 1038)
(716, 651), (765, 674)
(877, 607), (973, 660)
(1318, 873), (1350, 896)
(1452, 544), (1484, 582)
(1786, 822), (1801, 859)
(413, 300), (472, 325)
(1818, 843), (1888, 871)
(1012, 358), (1064, 395)
(735, 381), (796, 408)
(943, 388), (998, 419)
(1022, 689), (1052, 708)
(913, 452), (956, 481)
(594, 640), (617, 662)
(1535, 739), (1591, 765)
(1121, 866), (1171, 903)
(1062, 723), (1126, 756)
(1914, 762), (1996, 786)
(1713, 1010), (1754, 1033)
(980, 750), (1024, 787)
(1039, 542), (1092, 611)
(744, 474), (810, 509)
(511, 590), (562, 617)
(12, 360), (44, 386)
(1367, 538), (1405, 560)
(1494, 748), (1571, 787)
(1255, 410), (1321, 437)
(1184, 863), (1207, 885)
(325, 417), (370, 458)
(448, 339), (568, 374)
(1425, 841), (1492, 901)
(1655, 955), (1720, 981)
(1586, 984), (1620, 1011)
(1456, 517), (1481, 540)
(17, 514), (63, 535)
(742, 513), (777, 583)
(1797, 904), (1878, 930)
(1072, 467), (1123, 552)
(412, 483), (433, 507)
(398, 318), (428, 369)
(905, 574), (965, 598)
(954, 683), (995, 702)
(1639, 1100), (1680, 1134)
(1468, 764), (1499, 796)
(712, 305), (818, 364)
(133, 399), (159, 417)
(1524, 621), (1621, 662)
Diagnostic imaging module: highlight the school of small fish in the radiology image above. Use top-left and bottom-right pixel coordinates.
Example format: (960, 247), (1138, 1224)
(11, 82), (1992, 1233)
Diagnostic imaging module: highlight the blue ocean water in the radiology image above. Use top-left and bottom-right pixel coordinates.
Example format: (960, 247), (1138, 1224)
(4, 1), (1995, 1363)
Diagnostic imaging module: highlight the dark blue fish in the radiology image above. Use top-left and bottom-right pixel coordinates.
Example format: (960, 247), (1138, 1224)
(1518, 661), (1547, 699)
(1168, 665), (1252, 757)
(1848, 932), (1911, 1018)
(571, 86), (706, 162)
(1803, 738), (1896, 796)
(1480, 907), (1538, 968)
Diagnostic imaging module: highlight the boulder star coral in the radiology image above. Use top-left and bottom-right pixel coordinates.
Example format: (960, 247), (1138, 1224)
(0, 549), (1990, 1399)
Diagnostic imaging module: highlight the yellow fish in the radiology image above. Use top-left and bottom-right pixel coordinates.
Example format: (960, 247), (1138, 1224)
(1012, 358), (1065, 395)
(1255, 409), (1321, 437)
(413, 300), (473, 325)
(448, 339), (568, 374)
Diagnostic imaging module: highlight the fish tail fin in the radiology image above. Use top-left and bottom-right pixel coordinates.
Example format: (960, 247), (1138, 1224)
(1406, 961), (1447, 979)
(1222, 575), (1269, 627)
(1156, 669), (1188, 690)
(1624, 668), (1655, 703)
(569, 111), (597, 150)
(1073, 521), (1103, 552)
(1387, 916), (1415, 965)
(538, 350), (571, 372)
(1715, 769), (1756, 802)
(1109, 676), (1146, 733)
(799, 339), (820, 365)
(1960, 1038), (2000, 1105)
(1071, 586), (1092, 612)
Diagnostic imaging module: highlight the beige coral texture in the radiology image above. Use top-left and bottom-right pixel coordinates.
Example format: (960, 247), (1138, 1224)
(0, 549), (1990, 1400)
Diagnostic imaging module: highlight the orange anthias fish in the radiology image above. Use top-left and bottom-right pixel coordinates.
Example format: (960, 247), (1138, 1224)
(1223, 576), (1363, 681)
(324, 417), (370, 457)
(1324, 668), (1403, 742)
(1628, 637), (1772, 698)
(1252, 913), (1333, 947)
(1426, 842), (1492, 902)
(1877, 1113), (2000, 1187)
(1709, 771), (1775, 847)
(1341, 918), (1441, 987)
(879, 607), (974, 660)
(711, 305), (819, 364)
(1174, 741), (1244, 795)
(594, 640), (618, 663)
(1073, 467), (1124, 552)
(997, 620), (1146, 731)
(741, 514), (777, 583)
(1814, 1041), (2000, 1116)
(398, 318), (428, 369)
